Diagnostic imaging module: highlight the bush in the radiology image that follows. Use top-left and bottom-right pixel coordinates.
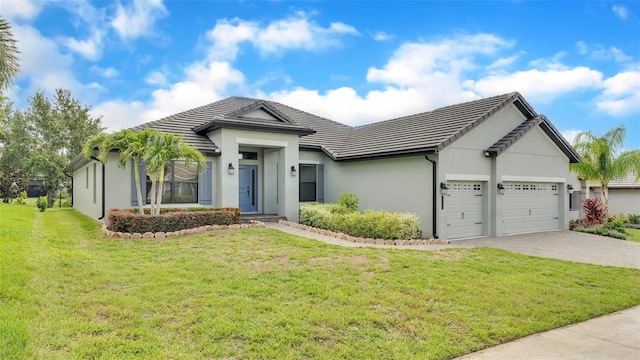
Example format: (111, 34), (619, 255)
(300, 203), (421, 240)
(107, 208), (240, 233)
(573, 226), (627, 240)
(337, 192), (359, 212)
(36, 197), (47, 212)
(13, 191), (27, 205)
(628, 213), (640, 225)
(120, 207), (241, 224)
(583, 198), (606, 226)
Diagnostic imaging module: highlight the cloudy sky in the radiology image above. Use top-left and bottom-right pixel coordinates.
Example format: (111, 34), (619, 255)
(2, 0), (639, 148)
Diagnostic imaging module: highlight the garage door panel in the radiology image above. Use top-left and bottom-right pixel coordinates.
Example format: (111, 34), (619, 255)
(445, 182), (484, 239)
(503, 182), (560, 235)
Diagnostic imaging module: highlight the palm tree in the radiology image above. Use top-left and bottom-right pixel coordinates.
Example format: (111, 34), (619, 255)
(84, 128), (159, 214)
(0, 16), (21, 136)
(144, 133), (205, 215)
(570, 125), (640, 210)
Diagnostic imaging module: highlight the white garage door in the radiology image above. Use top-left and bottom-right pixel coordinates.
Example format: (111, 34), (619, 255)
(503, 182), (560, 235)
(445, 182), (484, 239)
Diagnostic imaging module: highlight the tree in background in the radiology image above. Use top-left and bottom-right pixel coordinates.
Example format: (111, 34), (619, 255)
(0, 104), (35, 202)
(25, 89), (103, 206)
(570, 125), (640, 211)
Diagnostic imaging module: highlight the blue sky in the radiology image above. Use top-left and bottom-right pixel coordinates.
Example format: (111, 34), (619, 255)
(3, 0), (639, 148)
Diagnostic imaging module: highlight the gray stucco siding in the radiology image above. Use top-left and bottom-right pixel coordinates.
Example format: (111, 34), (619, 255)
(72, 159), (103, 219)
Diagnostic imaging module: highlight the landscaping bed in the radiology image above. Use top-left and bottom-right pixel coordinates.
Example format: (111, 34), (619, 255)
(107, 207), (241, 234)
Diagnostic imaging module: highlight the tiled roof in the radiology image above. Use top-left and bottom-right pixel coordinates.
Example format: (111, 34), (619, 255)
(589, 172), (640, 189)
(125, 92), (577, 163)
(485, 115), (580, 163)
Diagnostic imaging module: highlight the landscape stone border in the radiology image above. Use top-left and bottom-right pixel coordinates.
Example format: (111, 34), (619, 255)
(278, 220), (449, 245)
(101, 220), (266, 239)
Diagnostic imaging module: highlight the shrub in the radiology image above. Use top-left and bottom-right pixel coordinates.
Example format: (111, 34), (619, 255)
(606, 213), (629, 224)
(569, 219), (585, 230)
(36, 197), (47, 212)
(119, 207), (241, 224)
(337, 192), (359, 212)
(13, 191), (27, 205)
(628, 213), (640, 225)
(299, 203), (421, 240)
(107, 208), (240, 233)
(573, 226), (627, 240)
(583, 198), (606, 226)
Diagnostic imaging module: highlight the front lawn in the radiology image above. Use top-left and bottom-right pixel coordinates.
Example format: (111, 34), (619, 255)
(2, 204), (640, 359)
(626, 228), (640, 243)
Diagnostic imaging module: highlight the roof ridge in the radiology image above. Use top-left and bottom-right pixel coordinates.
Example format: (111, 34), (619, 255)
(352, 92), (519, 130)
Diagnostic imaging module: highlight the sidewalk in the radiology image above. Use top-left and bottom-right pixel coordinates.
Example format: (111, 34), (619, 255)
(456, 305), (640, 360)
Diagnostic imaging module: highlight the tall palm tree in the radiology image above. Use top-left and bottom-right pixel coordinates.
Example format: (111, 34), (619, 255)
(84, 128), (159, 214)
(570, 125), (640, 210)
(145, 133), (205, 215)
(0, 16), (21, 136)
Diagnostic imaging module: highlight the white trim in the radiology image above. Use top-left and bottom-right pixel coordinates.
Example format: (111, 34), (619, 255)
(502, 175), (565, 183)
(300, 160), (320, 165)
(236, 137), (287, 148)
(445, 174), (491, 181)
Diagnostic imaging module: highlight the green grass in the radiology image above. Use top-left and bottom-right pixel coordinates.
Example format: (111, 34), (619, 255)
(2, 203), (640, 359)
(626, 228), (640, 243)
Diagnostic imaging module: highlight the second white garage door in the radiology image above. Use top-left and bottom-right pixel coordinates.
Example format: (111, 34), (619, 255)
(502, 182), (561, 235)
(445, 182), (484, 239)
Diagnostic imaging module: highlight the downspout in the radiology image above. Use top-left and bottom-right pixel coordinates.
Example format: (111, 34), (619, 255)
(90, 156), (106, 220)
(425, 150), (439, 239)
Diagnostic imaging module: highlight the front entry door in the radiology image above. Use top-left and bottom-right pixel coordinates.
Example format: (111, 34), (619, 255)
(239, 165), (258, 212)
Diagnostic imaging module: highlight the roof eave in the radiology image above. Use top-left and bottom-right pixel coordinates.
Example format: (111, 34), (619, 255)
(194, 120), (316, 136)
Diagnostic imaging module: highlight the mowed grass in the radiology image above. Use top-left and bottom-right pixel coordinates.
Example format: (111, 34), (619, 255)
(2, 204), (640, 359)
(626, 228), (640, 243)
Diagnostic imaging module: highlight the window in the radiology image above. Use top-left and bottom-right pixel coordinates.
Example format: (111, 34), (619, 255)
(146, 161), (198, 204)
(299, 164), (317, 202)
(473, 184), (481, 191)
(86, 167), (89, 189)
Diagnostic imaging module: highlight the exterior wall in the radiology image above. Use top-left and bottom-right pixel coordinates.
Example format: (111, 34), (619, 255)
(591, 188), (640, 215)
(72, 158), (103, 219)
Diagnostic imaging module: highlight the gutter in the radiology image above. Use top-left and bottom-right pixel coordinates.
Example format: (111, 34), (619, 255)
(424, 150), (439, 239)
(90, 156), (106, 220)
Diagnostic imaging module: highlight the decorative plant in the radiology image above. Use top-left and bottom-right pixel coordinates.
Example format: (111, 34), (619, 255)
(337, 192), (359, 212)
(583, 198), (605, 226)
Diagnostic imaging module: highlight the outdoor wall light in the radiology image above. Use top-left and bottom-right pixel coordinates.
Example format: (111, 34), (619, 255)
(567, 184), (574, 194)
(291, 165), (297, 176)
(497, 182), (505, 195)
(228, 163), (235, 175)
(440, 182), (450, 196)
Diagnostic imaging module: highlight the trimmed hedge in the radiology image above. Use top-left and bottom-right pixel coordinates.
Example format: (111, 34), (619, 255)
(108, 207), (240, 233)
(300, 203), (421, 240)
(573, 226), (627, 240)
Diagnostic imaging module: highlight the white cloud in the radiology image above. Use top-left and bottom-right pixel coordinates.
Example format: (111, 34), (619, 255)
(591, 46), (632, 63)
(145, 71), (168, 86)
(465, 67), (603, 102)
(372, 31), (394, 41)
(560, 130), (583, 145)
(576, 41), (589, 55)
(367, 34), (512, 86)
(62, 30), (105, 61)
(612, 5), (629, 19)
(596, 71), (640, 115)
(111, 0), (168, 40)
(487, 54), (520, 69)
(1, 0), (43, 21)
(94, 60), (245, 131)
(205, 11), (359, 60)
(90, 65), (119, 78)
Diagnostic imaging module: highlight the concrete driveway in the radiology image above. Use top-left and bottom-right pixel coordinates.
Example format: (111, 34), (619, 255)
(451, 230), (640, 269)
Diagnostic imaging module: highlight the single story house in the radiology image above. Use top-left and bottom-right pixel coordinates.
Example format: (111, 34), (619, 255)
(64, 92), (580, 240)
(583, 173), (640, 215)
